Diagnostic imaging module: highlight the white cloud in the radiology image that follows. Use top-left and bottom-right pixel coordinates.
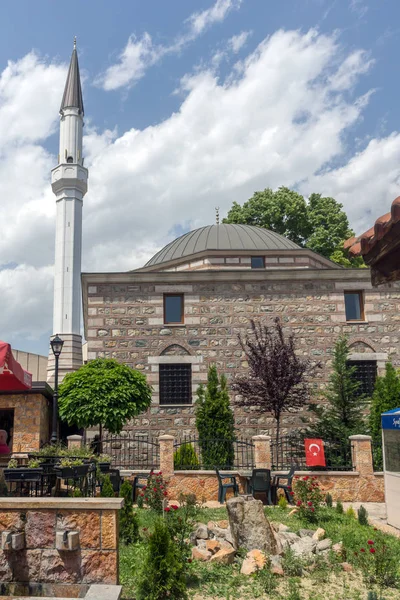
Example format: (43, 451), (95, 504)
(228, 31), (251, 53)
(96, 0), (242, 90)
(3, 28), (400, 350)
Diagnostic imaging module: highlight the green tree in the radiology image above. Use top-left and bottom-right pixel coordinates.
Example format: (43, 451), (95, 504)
(195, 365), (236, 469)
(59, 358), (152, 442)
(136, 519), (187, 600)
(307, 336), (367, 440)
(224, 187), (364, 266)
(119, 480), (139, 544)
(369, 362), (400, 469)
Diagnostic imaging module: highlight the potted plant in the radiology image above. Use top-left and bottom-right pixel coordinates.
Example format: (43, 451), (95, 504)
(97, 454), (112, 473)
(4, 458), (43, 483)
(54, 457), (89, 479)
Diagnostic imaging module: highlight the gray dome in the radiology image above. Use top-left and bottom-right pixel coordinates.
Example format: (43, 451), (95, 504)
(145, 224), (300, 267)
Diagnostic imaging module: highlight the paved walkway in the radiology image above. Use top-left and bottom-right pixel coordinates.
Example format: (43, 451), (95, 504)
(343, 502), (400, 538)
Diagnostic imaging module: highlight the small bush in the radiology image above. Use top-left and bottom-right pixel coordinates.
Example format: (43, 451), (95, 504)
(325, 492), (333, 508)
(136, 518), (187, 600)
(142, 471), (167, 513)
(100, 474), (115, 498)
(71, 488), (83, 497)
(293, 476), (323, 522)
(336, 500), (343, 514)
(120, 480), (139, 544)
(278, 495), (288, 510)
(256, 562), (278, 594)
(282, 547), (304, 577)
(173, 443), (199, 470)
(286, 578), (302, 600)
(354, 529), (398, 589)
(346, 506), (356, 519)
(358, 505), (369, 526)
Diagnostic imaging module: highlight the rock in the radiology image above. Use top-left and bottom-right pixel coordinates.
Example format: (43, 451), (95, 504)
(278, 524), (290, 533)
(288, 508), (298, 516)
(206, 540), (220, 554)
(277, 531), (301, 547)
(316, 539), (332, 552)
(196, 539), (207, 550)
(298, 529), (315, 538)
(291, 537), (316, 558)
(207, 521), (217, 531)
(195, 524), (209, 540)
(210, 547), (236, 565)
(240, 549), (267, 575)
(341, 562), (353, 572)
(312, 528), (325, 541)
(332, 542), (343, 555)
(217, 520), (229, 529)
(219, 539), (234, 550)
(192, 547), (211, 561)
(271, 564), (284, 576)
(226, 496), (281, 554)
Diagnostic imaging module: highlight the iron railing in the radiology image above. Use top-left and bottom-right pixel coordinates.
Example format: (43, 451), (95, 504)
(93, 434), (160, 470)
(271, 436), (355, 471)
(173, 437), (255, 470)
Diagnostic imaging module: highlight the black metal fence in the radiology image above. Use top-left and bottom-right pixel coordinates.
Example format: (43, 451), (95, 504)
(94, 434), (160, 470)
(173, 437), (255, 470)
(271, 436), (355, 471)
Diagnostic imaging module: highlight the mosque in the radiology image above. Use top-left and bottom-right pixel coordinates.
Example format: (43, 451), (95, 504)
(47, 43), (400, 438)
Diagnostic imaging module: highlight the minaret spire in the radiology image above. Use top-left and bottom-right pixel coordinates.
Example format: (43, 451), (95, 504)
(48, 42), (88, 383)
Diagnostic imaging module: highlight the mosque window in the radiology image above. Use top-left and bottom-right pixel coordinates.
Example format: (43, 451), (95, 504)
(347, 360), (377, 397)
(164, 294), (184, 324)
(344, 291), (364, 321)
(159, 364), (192, 405)
(251, 256), (265, 269)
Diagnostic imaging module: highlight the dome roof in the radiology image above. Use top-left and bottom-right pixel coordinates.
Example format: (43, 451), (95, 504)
(145, 224), (300, 267)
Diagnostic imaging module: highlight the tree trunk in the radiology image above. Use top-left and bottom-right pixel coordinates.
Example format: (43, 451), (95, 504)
(99, 423), (103, 454)
(275, 417), (280, 455)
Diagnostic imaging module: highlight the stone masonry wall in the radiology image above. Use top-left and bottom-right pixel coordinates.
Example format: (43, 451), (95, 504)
(85, 272), (400, 438)
(0, 498), (122, 586)
(0, 393), (50, 453)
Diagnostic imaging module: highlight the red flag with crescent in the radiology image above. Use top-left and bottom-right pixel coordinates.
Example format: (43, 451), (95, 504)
(305, 439), (326, 467)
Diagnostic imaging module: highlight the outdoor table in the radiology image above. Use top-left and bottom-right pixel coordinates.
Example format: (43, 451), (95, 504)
(239, 471), (279, 504)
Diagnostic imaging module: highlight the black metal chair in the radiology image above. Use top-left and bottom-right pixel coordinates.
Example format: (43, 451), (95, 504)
(273, 464), (297, 504)
(248, 469), (273, 505)
(132, 473), (149, 502)
(216, 469), (239, 504)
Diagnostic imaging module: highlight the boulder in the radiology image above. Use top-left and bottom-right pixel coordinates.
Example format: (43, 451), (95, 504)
(217, 519), (229, 529)
(211, 526), (234, 545)
(210, 547), (236, 564)
(195, 524), (209, 540)
(240, 549), (267, 575)
(271, 564), (284, 576)
(316, 538), (332, 552)
(298, 529), (315, 538)
(197, 539), (207, 550)
(278, 524), (290, 533)
(312, 528), (325, 541)
(206, 539), (220, 554)
(291, 537), (316, 558)
(277, 531), (301, 547)
(192, 547), (211, 561)
(226, 496), (281, 554)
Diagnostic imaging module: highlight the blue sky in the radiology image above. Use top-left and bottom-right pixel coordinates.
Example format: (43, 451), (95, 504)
(1, 0), (400, 356)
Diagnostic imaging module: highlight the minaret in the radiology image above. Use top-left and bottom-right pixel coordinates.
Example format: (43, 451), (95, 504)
(48, 39), (88, 382)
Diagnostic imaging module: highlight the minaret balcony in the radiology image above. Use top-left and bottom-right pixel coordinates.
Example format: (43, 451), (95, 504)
(51, 163), (88, 196)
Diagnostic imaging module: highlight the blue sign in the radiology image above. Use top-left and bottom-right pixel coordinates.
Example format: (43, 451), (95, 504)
(382, 413), (400, 430)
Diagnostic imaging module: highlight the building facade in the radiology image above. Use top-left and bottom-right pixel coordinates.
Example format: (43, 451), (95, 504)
(82, 224), (400, 439)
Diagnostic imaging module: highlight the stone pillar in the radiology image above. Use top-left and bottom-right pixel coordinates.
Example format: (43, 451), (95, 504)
(67, 434), (83, 451)
(252, 435), (271, 469)
(159, 434), (174, 477)
(349, 435), (374, 476)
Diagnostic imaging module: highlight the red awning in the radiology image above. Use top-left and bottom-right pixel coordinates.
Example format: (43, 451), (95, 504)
(0, 342), (32, 391)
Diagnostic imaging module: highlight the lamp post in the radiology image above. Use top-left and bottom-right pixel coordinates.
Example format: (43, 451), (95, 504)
(50, 334), (64, 444)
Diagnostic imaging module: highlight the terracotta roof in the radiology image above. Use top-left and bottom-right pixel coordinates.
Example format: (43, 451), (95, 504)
(344, 196), (400, 257)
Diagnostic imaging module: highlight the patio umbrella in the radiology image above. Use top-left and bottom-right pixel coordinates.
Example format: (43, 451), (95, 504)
(0, 342), (32, 391)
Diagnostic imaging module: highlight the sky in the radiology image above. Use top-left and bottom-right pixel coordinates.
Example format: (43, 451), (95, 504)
(1, 0), (400, 356)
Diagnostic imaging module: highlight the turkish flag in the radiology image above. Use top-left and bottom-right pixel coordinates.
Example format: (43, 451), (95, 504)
(305, 439), (326, 467)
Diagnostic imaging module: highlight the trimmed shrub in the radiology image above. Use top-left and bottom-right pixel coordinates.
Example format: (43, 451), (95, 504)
(119, 480), (139, 544)
(358, 505), (369, 526)
(336, 500), (344, 514)
(173, 443), (199, 470)
(325, 492), (333, 508)
(100, 474), (115, 497)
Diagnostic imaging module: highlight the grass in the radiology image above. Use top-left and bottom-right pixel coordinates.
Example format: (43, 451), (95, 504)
(119, 506), (400, 600)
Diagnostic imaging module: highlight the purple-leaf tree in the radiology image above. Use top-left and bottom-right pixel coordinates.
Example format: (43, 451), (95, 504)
(232, 318), (321, 447)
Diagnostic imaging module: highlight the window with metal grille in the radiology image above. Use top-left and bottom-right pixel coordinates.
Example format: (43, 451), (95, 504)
(159, 364), (192, 405)
(347, 360), (377, 397)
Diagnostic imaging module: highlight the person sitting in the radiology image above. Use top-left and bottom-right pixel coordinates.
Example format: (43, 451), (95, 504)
(0, 430), (10, 455)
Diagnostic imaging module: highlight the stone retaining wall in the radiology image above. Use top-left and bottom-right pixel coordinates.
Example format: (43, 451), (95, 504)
(0, 498), (123, 587)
